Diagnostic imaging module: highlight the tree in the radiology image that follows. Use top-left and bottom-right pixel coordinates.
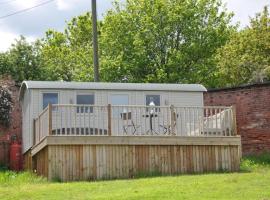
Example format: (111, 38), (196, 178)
(0, 36), (44, 82)
(40, 13), (95, 81)
(38, 0), (234, 85)
(100, 0), (234, 86)
(6, 0), (234, 85)
(0, 86), (12, 127)
(216, 6), (270, 87)
(0, 52), (12, 76)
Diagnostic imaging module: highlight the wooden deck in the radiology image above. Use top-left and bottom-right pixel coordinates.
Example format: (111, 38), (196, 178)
(26, 136), (241, 181)
(24, 104), (241, 181)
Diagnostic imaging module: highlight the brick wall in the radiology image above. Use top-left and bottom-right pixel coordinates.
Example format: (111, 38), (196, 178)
(0, 76), (21, 167)
(204, 83), (270, 155)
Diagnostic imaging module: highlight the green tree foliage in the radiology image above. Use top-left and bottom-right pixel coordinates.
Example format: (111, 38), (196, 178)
(40, 0), (234, 86)
(216, 6), (270, 87)
(0, 36), (43, 82)
(0, 53), (11, 76)
(4, 1), (269, 89)
(100, 0), (234, 86)
(0, 86), (12, 127)
(41, 12), (95, 81)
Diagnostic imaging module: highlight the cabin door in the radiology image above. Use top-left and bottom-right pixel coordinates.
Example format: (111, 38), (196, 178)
(109, 94), (130, 135)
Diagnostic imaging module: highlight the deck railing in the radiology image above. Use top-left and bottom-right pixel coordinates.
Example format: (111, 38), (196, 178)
(33, 105), (51, 144)
(33, 104), (237, 145)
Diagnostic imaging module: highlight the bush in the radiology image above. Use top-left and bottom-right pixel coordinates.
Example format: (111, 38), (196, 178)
(240, 153), (270, 172)
(0, 86), (12, 127)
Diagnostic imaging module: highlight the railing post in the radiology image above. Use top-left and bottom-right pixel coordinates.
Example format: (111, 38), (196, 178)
(170, 105), (175, 135)
(232, 105), (237, 136)
(48, 104), (52, 136)
(107, 104), (112, 136)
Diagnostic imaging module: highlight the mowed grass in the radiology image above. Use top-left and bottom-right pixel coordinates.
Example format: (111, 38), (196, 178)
(1, 154), (270, 200)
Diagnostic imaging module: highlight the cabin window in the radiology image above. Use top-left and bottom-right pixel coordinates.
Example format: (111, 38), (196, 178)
(110, 94), (129, 116)
(111, 94), (129, 105)
(42, 93), (58, 109)
(145, 95), (160, 112)
(76, 94), (95, 113)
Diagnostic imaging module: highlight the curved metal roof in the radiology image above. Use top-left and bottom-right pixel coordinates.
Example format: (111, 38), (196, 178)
(19, 81), (207, 100)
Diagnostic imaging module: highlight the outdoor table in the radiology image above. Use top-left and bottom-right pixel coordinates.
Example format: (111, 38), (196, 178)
(142, 113), (159, 134)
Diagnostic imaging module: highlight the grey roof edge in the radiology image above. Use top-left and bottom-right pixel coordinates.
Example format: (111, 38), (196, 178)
(19, 81), (207, 100)
(19, 81), (27, 101)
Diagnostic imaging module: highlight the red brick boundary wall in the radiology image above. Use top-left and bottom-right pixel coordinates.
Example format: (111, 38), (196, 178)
(0, 76), (21, 167)
(204, 83), (270, 155)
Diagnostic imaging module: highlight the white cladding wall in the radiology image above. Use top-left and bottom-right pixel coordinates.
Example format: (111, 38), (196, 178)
(21, 89), (203, 153)
(22, 89), (30, 153)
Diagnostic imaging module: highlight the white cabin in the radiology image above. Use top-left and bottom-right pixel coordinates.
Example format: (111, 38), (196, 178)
(19, 81), (209, 153)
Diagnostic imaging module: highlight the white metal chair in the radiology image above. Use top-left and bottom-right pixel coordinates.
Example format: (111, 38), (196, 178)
(120, 112), (139, 135)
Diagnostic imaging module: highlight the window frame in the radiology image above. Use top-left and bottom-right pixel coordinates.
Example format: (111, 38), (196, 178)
(110, 94), (129, 106)
(145, 94), (161, 112)
(41, 91), (59, 111)
(109, 93), (130, 118)
(76, 93), (95, 113)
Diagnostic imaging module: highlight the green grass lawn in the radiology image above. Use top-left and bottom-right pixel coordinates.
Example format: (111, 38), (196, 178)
(1, 154), (270, 200)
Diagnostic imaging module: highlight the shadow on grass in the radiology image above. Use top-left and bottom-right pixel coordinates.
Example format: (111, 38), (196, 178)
(88, 169), (240, 183)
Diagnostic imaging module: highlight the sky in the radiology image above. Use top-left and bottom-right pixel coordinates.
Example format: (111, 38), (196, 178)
(0, 0), (269, 52)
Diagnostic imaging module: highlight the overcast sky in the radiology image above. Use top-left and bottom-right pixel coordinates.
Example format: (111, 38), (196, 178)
(0, 0), (269, 52)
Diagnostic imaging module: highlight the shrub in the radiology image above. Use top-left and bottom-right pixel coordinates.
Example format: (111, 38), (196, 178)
(0, 86), (12, 127)
(240, 153), (270, 172)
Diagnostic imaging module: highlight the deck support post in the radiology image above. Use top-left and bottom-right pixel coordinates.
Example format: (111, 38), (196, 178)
(232, 105), (237, 135)
(107, 104), (112, 136)
(170, 105), (175, 135)
(48, 104), (52, 136)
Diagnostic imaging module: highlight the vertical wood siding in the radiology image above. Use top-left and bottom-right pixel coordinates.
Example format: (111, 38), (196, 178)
(33, 144), (240, 182)
(23, 150), (32, 170)
(35, 147), (49, 178)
